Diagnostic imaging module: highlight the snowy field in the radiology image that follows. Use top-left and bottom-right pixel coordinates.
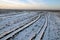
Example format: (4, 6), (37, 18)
(43, 12), (60, 40)
(0, 11), (60, 40)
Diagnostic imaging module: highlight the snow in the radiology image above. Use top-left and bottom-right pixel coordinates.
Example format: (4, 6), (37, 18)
(0, 11), (60, 40)
(0, 12), (38, 29)
(11, 15), (45, 40)
(42, 12), (60, 40)
(0, 12), (39, 38)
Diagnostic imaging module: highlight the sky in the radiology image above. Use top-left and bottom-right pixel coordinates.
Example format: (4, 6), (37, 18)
(0, 0), (60, 10)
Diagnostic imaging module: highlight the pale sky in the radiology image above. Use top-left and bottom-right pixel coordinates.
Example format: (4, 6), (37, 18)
(0, 0), (60, 10)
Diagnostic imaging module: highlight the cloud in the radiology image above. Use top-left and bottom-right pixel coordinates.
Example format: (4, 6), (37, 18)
(0, 0), (47, 9)
(0, 0), (46, 4)
(0, 0), (60, 10)
(0, 0), (21, 4)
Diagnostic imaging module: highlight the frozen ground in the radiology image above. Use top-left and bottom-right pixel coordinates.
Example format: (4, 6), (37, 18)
(43, 12), (60, 40)
(10, 14), (45, 40)
(0, 12), (39, 39)
(0, 11), (60, 40)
